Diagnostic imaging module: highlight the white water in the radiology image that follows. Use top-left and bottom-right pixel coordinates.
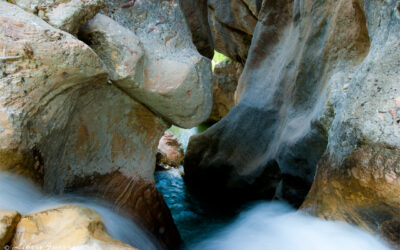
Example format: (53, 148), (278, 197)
(191, 202), (391, 250)
(0, 157), (392, 250)
(0, 173), (160, 250)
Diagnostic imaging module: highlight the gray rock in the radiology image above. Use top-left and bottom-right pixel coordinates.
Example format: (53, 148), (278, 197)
(100, 0), (213, 128)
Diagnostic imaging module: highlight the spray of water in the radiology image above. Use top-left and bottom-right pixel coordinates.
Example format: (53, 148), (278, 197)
(191, 202), (391, 250)
(0, 173), (159, 250)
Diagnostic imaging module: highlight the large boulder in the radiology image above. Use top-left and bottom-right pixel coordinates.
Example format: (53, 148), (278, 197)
(208, 59), (243, 122)
(185, 0), (400, 245)
(13, 0), (104, 35)
(208, 0), (260, 63)
(0, 210), (20, 249)
(97, 0), (213, 128)
(0, 2), (182, 248)
(12, 205), (136, 249)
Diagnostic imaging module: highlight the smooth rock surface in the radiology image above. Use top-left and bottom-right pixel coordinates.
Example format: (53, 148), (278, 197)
(156, 130), (184, 170)
(0, 210), (20, 249)
(12, 205), (136, 249)
(208, 59), (242, 122)
(101, 0), (213, 128)
(13, 0), (104, 35)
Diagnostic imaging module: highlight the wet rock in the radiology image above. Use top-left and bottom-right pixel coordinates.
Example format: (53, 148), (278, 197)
(13, 0), (104, 35)
(12, 205), (136, 249)
(156, 131), (184, 170)
(101, 0), (213, 128)
(208, 59), (243, 122)
(0, 210), (20, 249)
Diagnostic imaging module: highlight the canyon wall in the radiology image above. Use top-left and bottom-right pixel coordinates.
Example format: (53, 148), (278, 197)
(184, 0), (400, 245)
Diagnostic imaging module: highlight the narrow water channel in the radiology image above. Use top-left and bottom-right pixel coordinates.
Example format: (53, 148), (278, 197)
(155, 126), (391, 250)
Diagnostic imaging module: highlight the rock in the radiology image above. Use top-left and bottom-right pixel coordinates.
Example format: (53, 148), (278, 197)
(100, 0), (213, 128)
(13, 0), (104, 35)
(184, 0), (400, 247)
(185, 0), (400, 246)
(208, 59), (243, 122)
(156, 131), (184, 170)
(79, 14), (144, 85)
(208, 0), (259, 63)
(12, 205), (136, 249)
(0, 2), (182, 248)
(0, 210), (20, 249)
(179, 0), (214, 59)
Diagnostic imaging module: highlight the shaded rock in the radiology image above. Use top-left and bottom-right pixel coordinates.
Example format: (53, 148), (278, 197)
(12, 205), (136, 249)
(0, 210), (20, 249)
(208, 0), (259, 63)
(156, 131), (184, 170)
(0, 3), (182, 248)
(185, 0), (400, 246)
(179, 0), (214, 59)
(208, 59), (243, 122)
(101, 0), (213, 128)
(13, 0), (104, 35)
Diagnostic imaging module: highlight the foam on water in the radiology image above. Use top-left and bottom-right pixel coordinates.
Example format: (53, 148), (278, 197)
(191, 202), (391, 250)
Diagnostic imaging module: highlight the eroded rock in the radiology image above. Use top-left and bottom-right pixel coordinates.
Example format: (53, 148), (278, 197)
(12, 205), (136, 249)
(100, 0), (213, 128)
(0, 210), (20, 249)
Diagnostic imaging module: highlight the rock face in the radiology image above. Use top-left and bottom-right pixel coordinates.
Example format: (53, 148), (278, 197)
(156, 131), (184, 170)
(184, 0), (400, 245)
(0, 1), (214, 247)
(208, 59), (243, 122)
(0, 210), (20, 249)
(12, 205), (136, 249)
(208, 0), (260, 63)
(13, 0), (104, 35)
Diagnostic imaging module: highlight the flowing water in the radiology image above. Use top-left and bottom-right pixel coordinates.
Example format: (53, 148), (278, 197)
(0, 125), (392, 250)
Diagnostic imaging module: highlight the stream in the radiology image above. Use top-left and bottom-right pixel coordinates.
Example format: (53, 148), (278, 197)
(0, 125), (392, 250)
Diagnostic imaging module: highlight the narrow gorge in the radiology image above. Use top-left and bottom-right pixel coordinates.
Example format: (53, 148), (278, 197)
(0, 0), (399, 249)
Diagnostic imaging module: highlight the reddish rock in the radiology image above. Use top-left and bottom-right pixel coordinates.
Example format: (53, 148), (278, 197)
(156, 131), (184, 170)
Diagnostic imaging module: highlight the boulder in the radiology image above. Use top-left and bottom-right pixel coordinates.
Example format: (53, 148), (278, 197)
(208, 59), (243, 122)
(100, 0), (213, 128)
(12, 205), (136, 249)
(208, 0), (259, 63)
(0, 210), (20, 249)
(156, 130), (184, 170)
(0, 2), (182, 248)
(185, 2), (400, 247)
(13, 0), (104, 35)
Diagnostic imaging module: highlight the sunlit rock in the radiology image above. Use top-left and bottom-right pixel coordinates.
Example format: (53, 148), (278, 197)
(12, 205), (136, 249)
(156, 130), (184, 170)
(0, 210), (20, 249)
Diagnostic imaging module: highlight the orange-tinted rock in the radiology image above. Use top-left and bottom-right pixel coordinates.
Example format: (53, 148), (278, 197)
(301, 145), (400, 247)
(156, 131), (184, 170)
